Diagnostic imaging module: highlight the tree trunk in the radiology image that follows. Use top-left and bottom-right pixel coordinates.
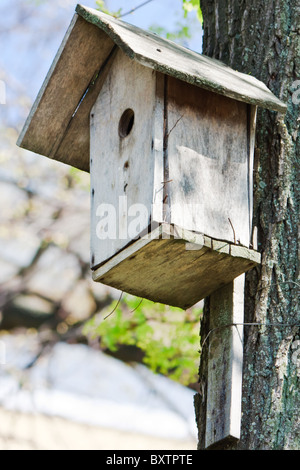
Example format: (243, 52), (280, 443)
(194, 0), (300, 450)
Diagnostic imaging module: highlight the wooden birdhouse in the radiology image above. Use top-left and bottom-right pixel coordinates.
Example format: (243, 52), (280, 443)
(17, 5), (286, 310)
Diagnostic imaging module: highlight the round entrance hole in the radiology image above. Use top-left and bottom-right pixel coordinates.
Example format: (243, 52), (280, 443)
(118, 109), (135, 138)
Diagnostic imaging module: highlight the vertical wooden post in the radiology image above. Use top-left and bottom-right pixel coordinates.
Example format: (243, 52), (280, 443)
(205, 274), (245, 449)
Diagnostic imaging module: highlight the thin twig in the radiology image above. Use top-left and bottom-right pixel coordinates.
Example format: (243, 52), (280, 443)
(201, 322), (300, 349)
(167, 114), (185, 137)
(161, 179), (173, 187)
(228, 217), (236, 244)
(104, 292), (123, 319)
(130, 298), (144, 313)
(117, 0), (155, 18)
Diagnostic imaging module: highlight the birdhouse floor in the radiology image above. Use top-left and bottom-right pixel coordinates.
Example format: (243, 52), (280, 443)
(92, 224), (260, 310)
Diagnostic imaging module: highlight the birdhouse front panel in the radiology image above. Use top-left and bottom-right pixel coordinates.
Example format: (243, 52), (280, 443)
(90, 53), (253, 271)
(90, 50), (162, 269)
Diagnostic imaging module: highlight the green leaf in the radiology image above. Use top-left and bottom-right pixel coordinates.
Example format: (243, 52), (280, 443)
(95, 0), (122, 18)
(182, 0), (203, 24)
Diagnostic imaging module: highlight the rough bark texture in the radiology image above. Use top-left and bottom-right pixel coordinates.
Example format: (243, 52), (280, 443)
(194, 0), (300, 450)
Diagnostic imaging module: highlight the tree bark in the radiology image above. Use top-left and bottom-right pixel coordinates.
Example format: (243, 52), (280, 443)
(195, 0), (300, 450)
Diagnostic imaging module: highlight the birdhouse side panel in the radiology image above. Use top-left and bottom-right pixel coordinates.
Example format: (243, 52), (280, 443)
(166, 77), (251, 247)
(90, 51), (157, 269)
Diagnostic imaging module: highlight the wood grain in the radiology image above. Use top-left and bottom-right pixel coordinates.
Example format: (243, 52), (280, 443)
(92, 224), (260, 309)
(77, 5), (287, 113)
(205, 275), (245, 449)
(90, 50), (157, 267)
(167, 77), (250, 246)
(17, 14), (115, 172)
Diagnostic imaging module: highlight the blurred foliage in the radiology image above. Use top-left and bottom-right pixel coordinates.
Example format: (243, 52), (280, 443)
(96, 0), (202, 44)
(96, 0), (122, 17)
(182, 0), (203, 23)
(84, 296), (202, 385)
(148, 22), (192, 45)
(67, 167), (90, 191)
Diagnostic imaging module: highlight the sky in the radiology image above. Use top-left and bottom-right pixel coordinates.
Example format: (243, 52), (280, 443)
(0, 0), (203, 130)
(106, 0), (202, 52)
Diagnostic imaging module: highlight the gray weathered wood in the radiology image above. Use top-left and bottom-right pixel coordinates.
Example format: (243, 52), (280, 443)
(92, 224), (260, 309)
(77, 5), (286, 113)
(205, 274), (245, 449)
(17, 14), (115, 172)
(249, 105), (258, 245)
(166, 77), (250, 246)
(152, 72), (165, 224)
(90, 50), (157, 267)
(53, 45), (118, 172)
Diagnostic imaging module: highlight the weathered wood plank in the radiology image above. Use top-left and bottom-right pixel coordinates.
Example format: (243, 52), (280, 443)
(249, 105), (258, 247)
(17, 14), (115, 172)
(90, 50), (157, 268)
(53, 46), (118, 172)
(152, 72), (165, 224)
(92, 224), (260, 309)
(167, 77), (251, 246)
(205, 275), (245, 449)
(76, 5), (287, 113)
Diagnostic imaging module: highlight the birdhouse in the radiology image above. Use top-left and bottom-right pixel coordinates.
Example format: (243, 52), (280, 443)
(17, 5), (286, 309)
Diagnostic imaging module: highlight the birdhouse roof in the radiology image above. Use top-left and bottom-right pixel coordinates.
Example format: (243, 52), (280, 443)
(17, 4), (287, 172)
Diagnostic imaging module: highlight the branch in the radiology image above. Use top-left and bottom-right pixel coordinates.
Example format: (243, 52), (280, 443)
(118, 0), (155, 18)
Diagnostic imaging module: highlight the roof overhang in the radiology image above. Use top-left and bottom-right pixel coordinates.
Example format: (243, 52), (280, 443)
(17, 4), (287, 172)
